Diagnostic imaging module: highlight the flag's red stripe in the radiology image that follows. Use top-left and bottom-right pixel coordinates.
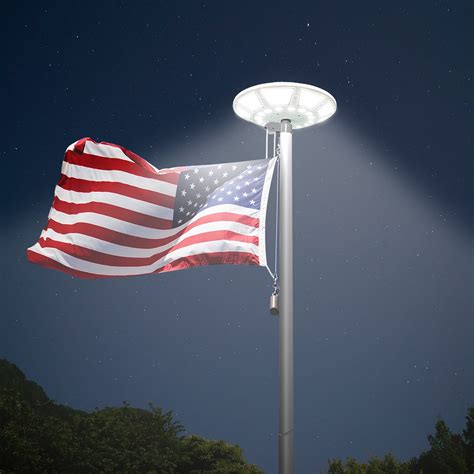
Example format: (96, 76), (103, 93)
(38, 230), (258, 267)
(156, 251), (259, 273)
(176, 212), (259, 235)
(65, 150), (181, 184)
(27, 249), (259, 279)
(74, 137), (159, 176)
(47, 212), (259, 248)
(53, 198), (172, 230)
(27, 249), (105, 279)
(115, 145), (161, 174)
(58, 176), (175, 208)
(72, 138), (186, 180)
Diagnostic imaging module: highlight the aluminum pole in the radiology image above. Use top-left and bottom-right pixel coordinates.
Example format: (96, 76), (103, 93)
(279, 119), (293, 473)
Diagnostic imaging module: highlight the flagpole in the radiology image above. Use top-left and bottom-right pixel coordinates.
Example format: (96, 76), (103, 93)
(279, 119), (293, 473)
(232, 82), (336, 474)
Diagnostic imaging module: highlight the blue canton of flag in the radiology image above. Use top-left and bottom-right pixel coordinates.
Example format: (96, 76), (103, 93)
(173, 158), (271, 227)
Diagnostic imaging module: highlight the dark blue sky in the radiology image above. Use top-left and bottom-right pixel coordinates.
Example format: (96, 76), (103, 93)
(3, 1), (473, 472)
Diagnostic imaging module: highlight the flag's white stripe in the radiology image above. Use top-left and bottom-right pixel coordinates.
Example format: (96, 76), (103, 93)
(61, 162), (177, 196)
(55, 186), (173, 220)
(40, 220), (258, 258)
(49, 204), (260, 239)
(29, 240), (259, 276)
(83, 141), (133, 161)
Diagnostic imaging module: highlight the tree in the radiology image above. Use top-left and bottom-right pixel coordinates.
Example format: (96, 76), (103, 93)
(326, 409), (474, 474)
(415, 419), (469, 473)
(0, 359), (263, 473)
(463, 406), (474, 472)
(0, 390), (84, 472)
(327, 458), (346, 474)
(327, 454), (410, 474)
(177, 435), (263, 473)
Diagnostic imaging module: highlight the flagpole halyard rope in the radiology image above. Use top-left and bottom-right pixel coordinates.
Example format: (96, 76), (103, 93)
(263, 129), (280, 290)
(273, 141), (280, 292)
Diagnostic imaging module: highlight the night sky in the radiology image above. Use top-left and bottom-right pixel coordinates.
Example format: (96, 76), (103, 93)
(3, 1), (473, 473)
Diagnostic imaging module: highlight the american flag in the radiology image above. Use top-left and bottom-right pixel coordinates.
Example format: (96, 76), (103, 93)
(27, 138), (276, 278)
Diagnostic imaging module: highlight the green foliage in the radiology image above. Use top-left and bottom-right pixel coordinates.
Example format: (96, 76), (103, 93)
(0, 359), (49, 404)
(327, 454), (410, 474)
(177, 435), (263, 473)
(0, 389), (84, 472)
(413, 418), (469, 474)
(2, 358), (471, 474)
(0, 359), (263, 473)
(463, 406), (474, 472)
(326, 408), (474, 474)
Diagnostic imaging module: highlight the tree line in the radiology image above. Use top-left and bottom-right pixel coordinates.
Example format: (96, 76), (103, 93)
(0, 358), (472, 473)
(327, 407), (473, 473)
(0, 359), (262, 473)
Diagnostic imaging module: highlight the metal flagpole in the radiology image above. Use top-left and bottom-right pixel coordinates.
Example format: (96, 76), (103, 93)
(279, 119), (293, 473)
(232, 82), (337, 474)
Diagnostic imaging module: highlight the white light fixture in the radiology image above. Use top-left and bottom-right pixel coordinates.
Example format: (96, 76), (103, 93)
(233, 81), (337, 129)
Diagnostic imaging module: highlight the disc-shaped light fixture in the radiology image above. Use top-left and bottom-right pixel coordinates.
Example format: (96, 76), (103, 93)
(233, 82), (337, 129)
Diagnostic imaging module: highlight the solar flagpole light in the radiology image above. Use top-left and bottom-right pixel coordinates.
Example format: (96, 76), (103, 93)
(233, 82), (337, 474)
